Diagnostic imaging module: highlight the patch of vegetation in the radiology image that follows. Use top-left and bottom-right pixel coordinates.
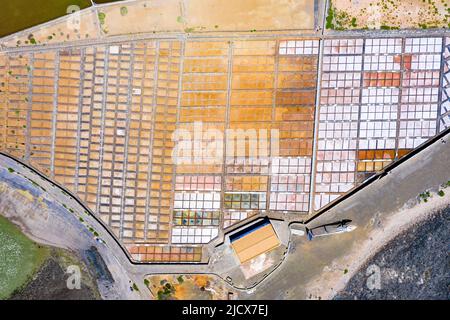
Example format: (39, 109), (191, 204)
(326, 4), (335, 29)
(27, 34), (37, 45)
(120, 6), (128, 16)
(28, 179), (40, 189)
(184, 27), (195, 33)
(157, 282), (175, 300)
(437, 190), (445, 197)
(177, 275), (184, 284)
(132, 282), (139, 291)
(380, 25), (399, 30)
(326, 0), (446, 30)
(98, 12), (106, 25)
(144, 278), (150, 287)
(325, 1), (358, 30)
(419, 191), (432, 203)
(0, 215), (49, 299)
(7, 167), (15, 173)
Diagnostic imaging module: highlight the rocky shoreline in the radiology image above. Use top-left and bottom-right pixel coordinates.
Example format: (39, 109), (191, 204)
(335, 206), (450, 300)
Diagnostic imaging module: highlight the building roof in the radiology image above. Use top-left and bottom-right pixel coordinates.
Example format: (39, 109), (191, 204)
(230, 219), (280, 263)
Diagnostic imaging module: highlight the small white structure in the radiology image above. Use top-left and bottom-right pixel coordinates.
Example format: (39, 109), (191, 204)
(109, 45), (120, 54)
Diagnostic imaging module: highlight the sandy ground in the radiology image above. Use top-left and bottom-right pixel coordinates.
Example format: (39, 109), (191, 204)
(183, 0), (316, 32)
(304, 189), (450, 299)
(330, 0), (449, 29)
(1, 0), (317, 48)
(100, 0), (315, 35)
(99, 0), (316, 35)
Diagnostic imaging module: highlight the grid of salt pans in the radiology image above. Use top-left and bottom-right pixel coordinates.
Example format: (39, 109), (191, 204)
(223, 192), (267, 210)
(322, 55), (363, 72)
(359, 105), (397, 150)
(269, 157), (311, 211)
(399, 37), (441, 149)
(226, 157), (270, 174)
(365, 38), (402, 54)
(279, 40), (319, 55)
(171, 226), (219, 244)
(359, 88), (399, 150)
(173, 192), (221, 210)
(439, 38), (450, 132)
(323, 39), (364, 55)
(223, 211), (257, 229)
(364, 55), (401, 71)
(315, 37), (444, 210)
(315, 39), (363, 210)
(317, 105), (359, 151)
(405, 37), (442, 53)
(175, 175), (222, 191)
(410, 54), (441, 70)
(314, 150), (356, 210)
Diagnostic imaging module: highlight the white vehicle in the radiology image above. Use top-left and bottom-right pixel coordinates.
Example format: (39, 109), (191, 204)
(307, 220), (356, 240)
(94, 237), (106, 245)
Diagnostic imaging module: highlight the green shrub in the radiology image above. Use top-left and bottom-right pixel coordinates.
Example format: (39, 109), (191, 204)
(98, 12), (106, 25)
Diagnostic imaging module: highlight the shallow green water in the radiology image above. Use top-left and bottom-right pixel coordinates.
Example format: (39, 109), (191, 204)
(0, 215), (48, 299)
(0, 0), (124, 38)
